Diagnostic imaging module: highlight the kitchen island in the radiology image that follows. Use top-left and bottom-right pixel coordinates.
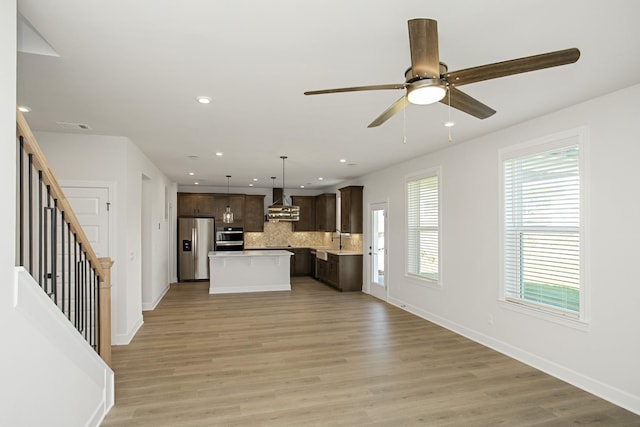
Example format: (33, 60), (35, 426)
(208, 250), (293, 294)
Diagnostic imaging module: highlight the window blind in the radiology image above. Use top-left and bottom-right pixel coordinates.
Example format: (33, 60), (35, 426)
(407, 174), (439, 281)
(503, 144), (580, 315)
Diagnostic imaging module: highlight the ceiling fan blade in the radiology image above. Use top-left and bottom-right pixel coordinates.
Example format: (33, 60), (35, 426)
(304, 83), (406, 95)
(408, 18), (440, 79)
(368, 96), (409, 128)
(445, 48), (580, 87)
(441, 87), (496, 119)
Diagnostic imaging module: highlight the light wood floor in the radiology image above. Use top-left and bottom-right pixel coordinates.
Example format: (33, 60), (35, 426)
(101, 277), (639, 426)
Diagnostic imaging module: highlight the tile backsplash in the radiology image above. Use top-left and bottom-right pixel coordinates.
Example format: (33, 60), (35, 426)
(245, 221), (362, 251)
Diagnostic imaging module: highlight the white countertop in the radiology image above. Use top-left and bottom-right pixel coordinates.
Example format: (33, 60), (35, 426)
(325, 250), (362, 256)
(245, 246), (362, 256)
(209, 250), (293, 257)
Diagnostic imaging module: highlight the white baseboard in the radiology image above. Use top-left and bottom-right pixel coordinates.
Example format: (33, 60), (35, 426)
(112, 315), (143, 345)
(209, 284), (291, 294)
(387, 295), (640, 416)
(142, 284), (170, 311)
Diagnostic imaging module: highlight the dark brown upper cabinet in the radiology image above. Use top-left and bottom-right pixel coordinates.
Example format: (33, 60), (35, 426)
(177, 193), (215, 217)
(339, 186), (363, 234)
(213, 194), (245, 226)
(291, 196), (316, 232)
(244, 195), (265, 232)
(315, 193), (336, 231)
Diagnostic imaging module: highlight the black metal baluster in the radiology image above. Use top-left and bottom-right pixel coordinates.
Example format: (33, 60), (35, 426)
(96, 267), (101, 352)
(28, 154), (33, 273)
(67, 223), (72, 320)
(74, 236), (79, 329)
(81, 250), (86, 338)
(86, 259), (91, 342)
(61, 212), (66, 315)
(43, 186), (53, 296)
(51, 198), (58, 302)
(38, 171), (43, 288)
(18, 137), (24, 266)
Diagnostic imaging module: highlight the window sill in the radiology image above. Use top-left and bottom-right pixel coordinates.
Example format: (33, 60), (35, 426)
(405, 273), (441, 290)
(498, 299), (590, 331)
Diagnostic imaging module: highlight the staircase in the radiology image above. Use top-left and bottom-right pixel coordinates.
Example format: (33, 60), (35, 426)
(6, 110), (114, 426)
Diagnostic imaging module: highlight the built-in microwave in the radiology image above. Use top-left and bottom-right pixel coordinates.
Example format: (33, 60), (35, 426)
(215, 226), (244, 251)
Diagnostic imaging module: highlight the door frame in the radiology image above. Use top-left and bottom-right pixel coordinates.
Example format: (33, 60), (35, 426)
(367, 201), (388, 301)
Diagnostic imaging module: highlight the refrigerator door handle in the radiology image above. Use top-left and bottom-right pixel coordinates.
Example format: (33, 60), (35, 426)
(192, 226), (197, 272)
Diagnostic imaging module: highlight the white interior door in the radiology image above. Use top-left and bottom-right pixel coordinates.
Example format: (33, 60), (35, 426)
(368, 202), (387, 301)
(62, 184), (110, 258)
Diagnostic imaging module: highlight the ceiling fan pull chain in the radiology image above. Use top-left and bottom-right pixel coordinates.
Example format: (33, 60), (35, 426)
(403, 104), (407, 144)
(448, 88), (453, 142)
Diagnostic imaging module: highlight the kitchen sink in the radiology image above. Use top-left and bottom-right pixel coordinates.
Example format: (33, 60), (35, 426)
(316, 250), (328, 261)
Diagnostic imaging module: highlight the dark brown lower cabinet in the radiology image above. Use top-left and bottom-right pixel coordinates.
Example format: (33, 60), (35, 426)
(291, 248), (310, 276)
(251, 248), (310, 277)
(317, 254), (362, 292)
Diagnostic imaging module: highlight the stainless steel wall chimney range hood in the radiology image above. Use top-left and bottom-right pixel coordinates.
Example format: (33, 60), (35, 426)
(267, 156), (300, 222)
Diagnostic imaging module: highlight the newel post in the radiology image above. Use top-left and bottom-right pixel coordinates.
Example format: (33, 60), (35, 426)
(98, 257), (114, 367)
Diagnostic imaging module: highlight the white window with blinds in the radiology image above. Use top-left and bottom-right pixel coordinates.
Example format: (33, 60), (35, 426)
(406, 169), (440, 284)
(500, 129), (587, 322)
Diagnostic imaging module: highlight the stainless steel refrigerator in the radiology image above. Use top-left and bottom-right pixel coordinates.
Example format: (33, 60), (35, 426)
(178, 217), (215, 281)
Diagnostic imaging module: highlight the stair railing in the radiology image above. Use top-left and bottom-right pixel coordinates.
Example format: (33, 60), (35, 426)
(15, 110), (113, 366)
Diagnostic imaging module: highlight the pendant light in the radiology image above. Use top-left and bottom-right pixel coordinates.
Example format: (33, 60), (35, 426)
(267, 156), (300, 222)
(222, 175), (234, 223)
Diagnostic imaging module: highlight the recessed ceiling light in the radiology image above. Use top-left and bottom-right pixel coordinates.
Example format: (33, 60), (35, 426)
(252, 178), (258, 181)
(300, 185), (305, 188)
(188, 172), (195, 176)
(249, 184), (254, 187)
(196, 96), (211, 104)
(18, 105), (31, 113)
(194, 182), (199, 185)
(339, 159), (346, 163)
(215, 152), (223, 157)
(444, 121), (455, 128)
(318, 177), (324, 181)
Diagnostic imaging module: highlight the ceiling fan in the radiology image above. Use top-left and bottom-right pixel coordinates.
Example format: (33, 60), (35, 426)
(304, 18), (580, 128)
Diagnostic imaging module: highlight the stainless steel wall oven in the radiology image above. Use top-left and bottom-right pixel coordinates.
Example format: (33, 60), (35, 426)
(215, 226), (244, 251)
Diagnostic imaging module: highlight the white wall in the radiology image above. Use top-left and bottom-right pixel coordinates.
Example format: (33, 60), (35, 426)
(36, 132), (177, 344)
(0, 0), (16, 286)
(360, 84), (640, 414)
(2, 3), (113, 425)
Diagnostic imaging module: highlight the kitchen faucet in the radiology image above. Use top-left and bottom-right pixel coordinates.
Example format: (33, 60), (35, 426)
(332, 230), (344, 251)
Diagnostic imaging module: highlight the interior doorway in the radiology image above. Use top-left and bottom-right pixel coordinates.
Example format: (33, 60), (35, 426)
(368, 202), (387, 301)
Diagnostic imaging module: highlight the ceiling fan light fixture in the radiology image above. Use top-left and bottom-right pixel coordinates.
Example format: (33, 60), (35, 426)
(407, 79), (446, 105)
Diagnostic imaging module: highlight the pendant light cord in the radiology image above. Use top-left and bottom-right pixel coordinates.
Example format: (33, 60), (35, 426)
(281, 156), (287, 205)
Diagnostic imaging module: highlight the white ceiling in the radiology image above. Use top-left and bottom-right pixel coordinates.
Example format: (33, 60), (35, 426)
(16, 0), (640, 190)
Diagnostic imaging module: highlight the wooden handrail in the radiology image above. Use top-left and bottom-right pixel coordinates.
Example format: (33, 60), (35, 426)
(16, 110), (106, 280)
